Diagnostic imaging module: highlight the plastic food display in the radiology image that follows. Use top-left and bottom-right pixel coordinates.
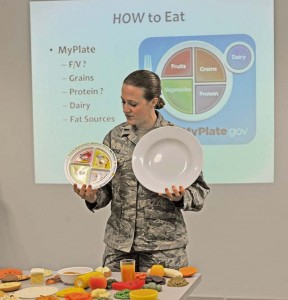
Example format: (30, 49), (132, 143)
(64, 143), (117, 189)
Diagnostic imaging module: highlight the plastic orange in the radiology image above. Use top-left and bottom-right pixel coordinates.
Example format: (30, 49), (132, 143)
(149, 265), (164, 277)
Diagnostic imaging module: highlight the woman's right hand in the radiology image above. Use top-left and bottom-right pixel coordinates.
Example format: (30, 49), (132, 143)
(73, 184), (98, 203)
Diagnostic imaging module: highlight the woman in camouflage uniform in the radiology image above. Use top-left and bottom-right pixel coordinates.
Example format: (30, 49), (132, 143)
(73, 70), (210, 271)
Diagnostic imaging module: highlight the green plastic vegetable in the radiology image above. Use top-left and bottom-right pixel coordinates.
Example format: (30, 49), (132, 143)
(114, 289), (130, 299)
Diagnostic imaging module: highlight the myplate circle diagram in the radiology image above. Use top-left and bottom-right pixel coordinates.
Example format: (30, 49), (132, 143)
(156, 41), (233, 121)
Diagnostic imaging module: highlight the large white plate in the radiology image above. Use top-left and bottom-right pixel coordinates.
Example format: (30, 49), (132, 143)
(132, 126), (203, 193)
(64, 142), (117, 189)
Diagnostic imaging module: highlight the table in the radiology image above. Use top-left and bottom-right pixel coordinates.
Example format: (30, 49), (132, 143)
(12, 272), (201, 300)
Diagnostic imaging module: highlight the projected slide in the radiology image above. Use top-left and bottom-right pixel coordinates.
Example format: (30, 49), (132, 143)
(30, 0), (274, 184)
(139, 35), (256, 145)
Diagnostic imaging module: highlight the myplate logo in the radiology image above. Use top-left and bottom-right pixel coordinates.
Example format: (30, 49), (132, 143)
(187, 127), (248, 137)
(139, 33), (256, 145)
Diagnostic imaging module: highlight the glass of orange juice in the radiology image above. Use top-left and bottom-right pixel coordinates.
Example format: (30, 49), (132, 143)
(120, 259), (135, 282)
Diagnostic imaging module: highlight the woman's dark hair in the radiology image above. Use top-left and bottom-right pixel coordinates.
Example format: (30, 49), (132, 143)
(123, 70), (165, 109)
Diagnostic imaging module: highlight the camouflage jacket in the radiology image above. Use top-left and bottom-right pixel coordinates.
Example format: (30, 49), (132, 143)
(86, 112), (210, 252)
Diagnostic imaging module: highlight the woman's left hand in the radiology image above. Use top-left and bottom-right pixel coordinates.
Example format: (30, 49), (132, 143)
(159, 185), (185, 201)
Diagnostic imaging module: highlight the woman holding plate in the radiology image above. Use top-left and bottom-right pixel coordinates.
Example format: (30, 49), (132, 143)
(73, 70), (210, 272)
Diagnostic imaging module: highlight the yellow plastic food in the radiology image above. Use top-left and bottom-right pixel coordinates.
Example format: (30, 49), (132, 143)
(94, 266), (111, 278)
(129, 289), (158, 300)
(74, 272), (104, 289)
(44, 269), (53, 277)
(90, 289), (110, 299)
(56, 287), (85, 297)
(30, 273), (44, 284)
(0, 282), (21, 292)
(163, 268), (183, 278)
(149, 265), (164, 277)
(0, 291), (6, 297)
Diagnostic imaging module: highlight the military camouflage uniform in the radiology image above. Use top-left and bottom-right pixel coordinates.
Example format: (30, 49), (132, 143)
(86, 112), (210, 271)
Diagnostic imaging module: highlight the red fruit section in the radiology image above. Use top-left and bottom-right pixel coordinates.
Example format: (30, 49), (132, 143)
(89, 276), (107, 289)
(162, 48), (193, 77)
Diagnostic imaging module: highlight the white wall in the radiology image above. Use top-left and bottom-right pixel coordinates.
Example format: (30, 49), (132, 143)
(1, 0), (287, 298)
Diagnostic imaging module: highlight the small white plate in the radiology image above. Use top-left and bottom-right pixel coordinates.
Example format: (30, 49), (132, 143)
(64, 143), (117, 189)
(14, 286), (58, 298)
(132, 126), (203, 193)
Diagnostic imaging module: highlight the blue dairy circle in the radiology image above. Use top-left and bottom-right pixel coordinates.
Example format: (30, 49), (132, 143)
(226, 43), (254, 73)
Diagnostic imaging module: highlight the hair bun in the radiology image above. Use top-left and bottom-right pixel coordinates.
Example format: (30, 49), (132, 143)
(155, 97), (165, 109)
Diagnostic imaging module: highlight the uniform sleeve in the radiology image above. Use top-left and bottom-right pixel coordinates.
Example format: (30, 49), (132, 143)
(85, 183), (112, 212)
(175, 171), (210, 211)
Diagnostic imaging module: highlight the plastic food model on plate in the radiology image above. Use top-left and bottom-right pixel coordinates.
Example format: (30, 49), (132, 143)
(90, 288), (110, 299)
(45, 275), (61, 285)
(0, 293), (19, 300)
(64, 292), (92, 300)
(30, 268), (45, 284)
(145, 276), (166, 286)
(88, 276), (107, 290)
(114, 289), (130, 299)
(94, 267), (111, 278)
(0, 291), (6, 297)
(64, 143), (117, 189)
(0, 282), (22, 292)
(147, 266), (183, 278)
(56, 287), (85, 298)
(178, 266), (198, 277)
(167, 276), (189, 287)
(43, 270), (53, 278)
(16, 275), (31, 281)
(36, 296), (59, 300)
(74, 272), (104, 289)
(111, 279), (145, 291)
(105, 279), (117, 290)
(0, 274), (19, 283)
(142, 282), (162, 292)
(0, 269), (22, 280)
(149, 265), (164, 277)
